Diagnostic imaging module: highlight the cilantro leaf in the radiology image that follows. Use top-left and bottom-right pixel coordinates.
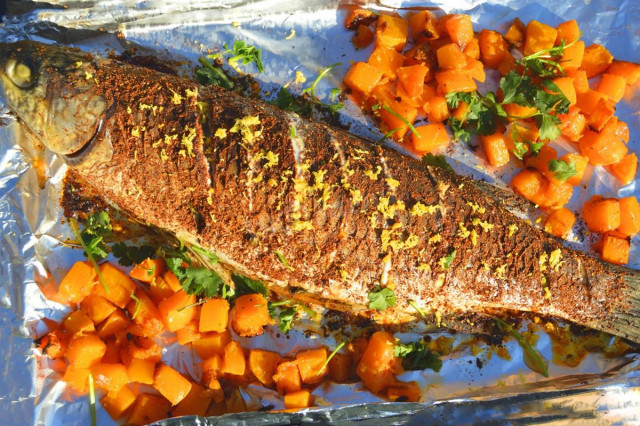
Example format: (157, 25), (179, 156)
(232, 273), (268, 298)
(548, 158), (578, 181)
(226, 40), (264, 72)
(422, 153), (455, 174)
(535, 113), (562, 141)
(368, 287), (396, 311)
(495, 318), (548, 377)
(80, 211), (112, 261)
(448, 117), (472, 142)
(500, 72), (536, 106)
(112, 243), (156, 267)
(302, 62), (342, 99)
(274, 306), (297, 333)
(270, 87), (312, 117)
(196, 57), (234, 90)
(440, 249), (457, 270)
(394, 341), (442, 372)
(181, 267), (224, 297)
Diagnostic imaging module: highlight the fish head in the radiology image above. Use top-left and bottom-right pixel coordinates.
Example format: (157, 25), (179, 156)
(0, 41), (111, 159)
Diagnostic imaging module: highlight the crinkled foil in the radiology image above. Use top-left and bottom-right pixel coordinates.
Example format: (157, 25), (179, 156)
(1, 0), (640, 424)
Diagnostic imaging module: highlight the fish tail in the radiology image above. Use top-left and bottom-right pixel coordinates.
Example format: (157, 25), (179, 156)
(606, 269), (640, 343)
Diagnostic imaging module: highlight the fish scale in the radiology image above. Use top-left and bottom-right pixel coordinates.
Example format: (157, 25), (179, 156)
(1, 41), (639, 342)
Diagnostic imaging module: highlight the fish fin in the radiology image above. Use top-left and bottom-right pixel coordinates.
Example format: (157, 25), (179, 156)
(605, 267), (640, 344)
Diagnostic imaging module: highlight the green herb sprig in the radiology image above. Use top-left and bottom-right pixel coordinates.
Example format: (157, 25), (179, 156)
(394, 340), (442, 372)
(494, 318), (549, 377)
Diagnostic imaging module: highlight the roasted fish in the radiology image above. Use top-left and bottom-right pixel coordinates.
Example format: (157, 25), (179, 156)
(1, 41), (639, 342)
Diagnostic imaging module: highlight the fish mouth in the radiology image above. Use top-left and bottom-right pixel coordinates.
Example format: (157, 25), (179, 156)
(61, 99), (116, 165)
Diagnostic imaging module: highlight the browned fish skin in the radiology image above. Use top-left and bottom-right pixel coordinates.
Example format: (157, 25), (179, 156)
(2, 42), (639, 342)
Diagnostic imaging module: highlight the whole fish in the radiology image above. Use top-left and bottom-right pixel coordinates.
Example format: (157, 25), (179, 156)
(1, 41), (639, 342)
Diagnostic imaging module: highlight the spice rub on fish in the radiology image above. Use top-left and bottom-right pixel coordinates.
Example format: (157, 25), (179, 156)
(1, 41), (640, 343)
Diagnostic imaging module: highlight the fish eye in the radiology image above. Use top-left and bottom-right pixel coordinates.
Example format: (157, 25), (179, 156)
(5, 59), (35, 89)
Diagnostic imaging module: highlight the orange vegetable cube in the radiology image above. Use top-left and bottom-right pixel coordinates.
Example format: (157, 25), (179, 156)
(249, 349), (282, 387)
(479, 29), (508, 69)
(343, 6), (377, 30)
(92, 362), (129, 393)
(127, 289), (164, 337)
(148, 276), (175, 304)
(424, 96), (450, 123)
(372, 84), (419, 140)
(552, 77), (577, 106)
(617, 197), (640, 236)
(607, 153), (637, 186)
(463, 37), (480, 59)
(199, 298), (229, 333)
(576, 90), (606, 115)
(558, 106), (587, 142)
(597, 73), (627, 103)
(546, 180), (574, 209)
(556, 20), (580, 43)
(435, 69), (476, 94)
(497, 52), (517, 76)
(130, 258), (165, 283)
(64, 310), (96, 335)
(154, 364), (192, 406)
(387, 382), (422, 402)
(544, 208), (576, 238)
(38, 330), (67, 360)
(607, 60), (640, 85)
(67, 333), (106, 368)
(172, 383), (214, 418)
(397, 65), (429, 98)
(504, 17), (526, 47)
(561, 153), (588, 186)
(230, 293), (272, 337)
(97, 309), (129, 338)
(465, 59), (486, 82)
(436, 43), (467, 69)
(504, 121), (540, 157)
(207, 378), (225, 404)
(602, 117), (629, 143)
(600, 234), (630, 265)
(296, 348), (328, 384)
(157, 290), (196, 332)
(57, 261), (96, 305)
(412, 123), (449, 154)
(62, 366), (90, 395)
(587, 98), (615, 131)
(192, 331), (231, 360)
(221, 341), (246, 376)
(176, 320), (202, 345)
(566, 69), (589, 93)
(503, 103), (538, 121)
(356, 331), (398, 394)
(102, 336), (122, 364)
(81, 294), (117, 324)
(163, 270), (182, 293)
(375, 14), (409, 51)
(127, 358), (156, 385)
(93, 263), (137, 309)
(581, 44), (613, 78)
(121, 335), (162, 366)
(511, 169), (550, 207)
(273, 361), (302, 394)
(480, 132), (510, 168)
(201, 354), (223, 387)
(408, 10), (440, 43)
(524, 145), (557, 182)
(368, 45), (405, 80)
(352, 24), (374, 49)
(101, 386), (136, 421)
(524, 20), (558, 56)
(128, 393), (171, 425)
(560, 41), (584, 71)
(579, 130), (627, 166)
(284, 389), (314, 409)
(583, 197), (621, 233)
(445, 14), (474, 50)
(328, 352), (353, 382)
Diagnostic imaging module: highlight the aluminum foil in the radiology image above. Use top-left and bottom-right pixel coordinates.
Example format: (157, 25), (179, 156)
(1, 0), (640, 424)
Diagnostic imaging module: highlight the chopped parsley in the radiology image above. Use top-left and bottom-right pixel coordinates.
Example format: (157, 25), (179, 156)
(112, 243), (156, 267)
(232, 273), (268, 298)
(548, 158), (578, 181)
(368, 286), (396, 311)
(301, 63), (344, 112)
(223, 40), (265, 73)
(394, 340), (442, 372)
(69, 215), (110, 293)
(373, 104), (420, 137)
(196, 57), (234, 90)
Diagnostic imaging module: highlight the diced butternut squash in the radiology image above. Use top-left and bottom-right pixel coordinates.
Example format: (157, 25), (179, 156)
(38, 330), (67, 359)
(67, 333), (106, 368)
(408, 10), (440, 43)
(94, 263), (137, 309)
(436, 43), (467, 69)
(503, 103), (537, 121)
(561, 153), (588, 186)
(199, 298), (229, 333)
(497, 52), (517, 76)
(148, 276), (175, 304)
(64, 310), (95, 335)
(435, 69), (476, 94)
(524, 20), (558, 56)
(587, 98), (615, 131)
(154, 364), (192, 406)
(558, 105), (587, 142)
(546, 179), (574, 209)
(524, 145), (557, 182)
(172, 383), (214, 418)
(273, 360), (302, 394)
(92, 362), (129, 393)
(560, 39), (584, 70)
(284, 390), (314, 409)
(505, 121), (540, 158)
(597, 74), (627, 103)
(580, 44), (613, 78)
(353, 24), (374, 49)
(81, 294), (117, 325)
(465, 58), (486, 82)
(121, 335), (162, 366)
(163, 270), (182, 293)
(607, 153), (637, 186)
(101, 386), (136, 421)
(463, 37), (480, 59)
(127, 289), (164, 337)
(328, 352), (353, 382)
(387, 382), (422, 402)
(556, 20), (580, 44)
(128, 393), (171, 425)
(177, 320), (202, 345)
(480, 132), (510, 168)
(566, 69), (589, 93)
(157, 290), (196, 332)
(97, 309), (130, 338)
(617, 197), (640, 236)
(356, 331), (398, 393)
(343, 6), (377, 30)
(397, 65), (429, 98)
(130, 258), (165, 283)
(192, 331), (231, 360)
(479, 29), (508, 69)
(57, 261), (96, 305)
(424, 96), (450, 123)
(344, 62), (384, 97)
(127, 358), (156, 385)
(602, 117), (629, 143)
(296, 348), (328, 384)
(372, 84), (419, 139)
(221, 341), (246, 376)
(600, 234), (630, 265)
(576, 90), (606, 115)
(607, 60), (640, 85)
(201, 354), (223, 391)
(511, 169), (550, 207)
(369, 46), (405, 81)
(544, 208), (576, 238)
(102, 336), (122, 364)
(411, 123), (449, 154)
(444, 14), (474, 50)
(230, 293), (271, 337)
(504, 18), (526, 47)
(583, 197), (621, 233)
(552, 77), (577, 106)
(62, 366), (90, 395)
(207, 378), (225, 404)
(579, 130), (627, 166)
(375, 14), (409, 51)
(249, 349), (282, 387)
